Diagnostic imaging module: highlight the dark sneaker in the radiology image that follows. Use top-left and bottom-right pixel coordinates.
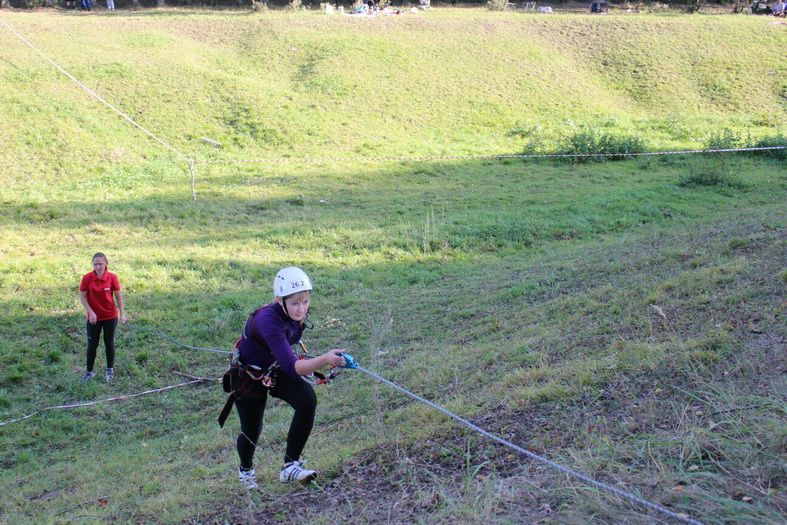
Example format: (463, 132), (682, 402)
(105, 368), (114, 383)
(81, 371), (95, 382)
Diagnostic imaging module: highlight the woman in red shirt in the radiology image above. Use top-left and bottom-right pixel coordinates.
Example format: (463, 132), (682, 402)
(79, 252), (126, 382)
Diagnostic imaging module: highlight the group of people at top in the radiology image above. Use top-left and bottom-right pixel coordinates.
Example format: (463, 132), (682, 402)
(78, 253), (344, 489)
(352, 0), (380, 13)
(63, 0), (115, 11)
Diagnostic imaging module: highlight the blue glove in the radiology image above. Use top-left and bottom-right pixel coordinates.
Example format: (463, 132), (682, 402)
(339, 353), (358, 369)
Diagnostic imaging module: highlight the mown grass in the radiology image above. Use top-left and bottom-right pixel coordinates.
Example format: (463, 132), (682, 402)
(0, 7), (785, 525)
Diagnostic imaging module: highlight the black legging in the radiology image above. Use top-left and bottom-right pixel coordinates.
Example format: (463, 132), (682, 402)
(235, 372), (317, 470)
(86, 317), (118, 372)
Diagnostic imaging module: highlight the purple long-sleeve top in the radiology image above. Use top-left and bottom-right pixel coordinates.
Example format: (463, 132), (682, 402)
(237, 302), (304, 378)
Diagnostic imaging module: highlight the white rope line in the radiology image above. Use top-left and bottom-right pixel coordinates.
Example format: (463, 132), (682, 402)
(0, 378), (210, 427)
(354, 365), (705, 525)
(199, 146), (784, 165)
(0, 17), (189, 161)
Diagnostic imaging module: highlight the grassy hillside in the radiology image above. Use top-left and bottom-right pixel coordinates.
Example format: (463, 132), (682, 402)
(1, 9), (785, 175)
(0, 8), (785, 525)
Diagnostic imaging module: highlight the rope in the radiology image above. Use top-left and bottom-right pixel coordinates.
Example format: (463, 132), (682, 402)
(125, 322), (231, 355)
(0, 18), (190, 161)
(354, 365), (705, 525)
(0, 378), (210, 428)
(200, 146), (784, 165)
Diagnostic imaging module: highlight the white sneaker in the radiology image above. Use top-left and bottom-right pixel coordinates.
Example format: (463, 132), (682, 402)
(279, 461), (317, 484)
(238, 467), (258, 489)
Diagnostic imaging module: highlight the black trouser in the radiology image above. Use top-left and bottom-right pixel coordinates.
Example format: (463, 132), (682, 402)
(235, 372), (317, 470)
(86, 317), (117, 372)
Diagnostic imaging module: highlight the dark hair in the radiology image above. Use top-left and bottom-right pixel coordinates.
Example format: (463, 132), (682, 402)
(92, 252), (108, 263)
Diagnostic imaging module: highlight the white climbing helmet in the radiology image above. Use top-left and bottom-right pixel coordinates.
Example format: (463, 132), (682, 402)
(273, 267), (313, 298)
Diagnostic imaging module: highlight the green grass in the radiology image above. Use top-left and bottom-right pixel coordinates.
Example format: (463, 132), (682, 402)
(0, 7), (785, 525)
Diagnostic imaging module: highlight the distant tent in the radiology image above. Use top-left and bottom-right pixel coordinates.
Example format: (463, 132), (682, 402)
(590, 0), (608, 12)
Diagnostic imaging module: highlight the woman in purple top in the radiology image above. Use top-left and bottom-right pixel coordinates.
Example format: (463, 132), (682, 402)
(233, 267), (346, 490)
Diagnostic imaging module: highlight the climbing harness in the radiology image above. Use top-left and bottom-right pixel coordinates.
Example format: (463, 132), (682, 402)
(218, 347), (279, 428)
(217, 340), (356, 427)
(218, 302), (343, 427)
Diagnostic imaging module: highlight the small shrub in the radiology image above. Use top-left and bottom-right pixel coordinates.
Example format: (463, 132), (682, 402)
(752, 134), (787, 160)
(685, 0), (702, 13)
(678, 159), (747, 190)
(523, 134), (547, 155)
(558, 129), (647, 163)
(705, 128), (744, 150)
(487, 0), (508, 10)
(288, 0), (302, 9)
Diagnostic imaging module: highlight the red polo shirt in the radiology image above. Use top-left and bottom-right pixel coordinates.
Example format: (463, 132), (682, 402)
(79, 271), (121, 321)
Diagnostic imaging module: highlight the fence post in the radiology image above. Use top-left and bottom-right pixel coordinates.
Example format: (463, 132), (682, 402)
(189, 159), (197, 201)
